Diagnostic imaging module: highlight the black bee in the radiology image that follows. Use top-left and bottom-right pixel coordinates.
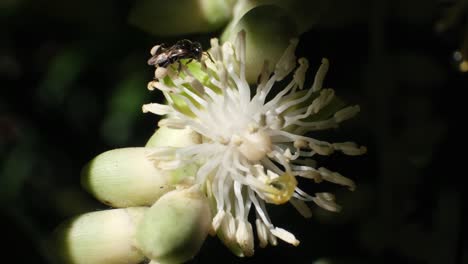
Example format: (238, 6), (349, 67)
(147, 39), (212, 69)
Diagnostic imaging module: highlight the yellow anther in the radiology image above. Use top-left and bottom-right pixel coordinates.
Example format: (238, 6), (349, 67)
(262, 173), (297, 205)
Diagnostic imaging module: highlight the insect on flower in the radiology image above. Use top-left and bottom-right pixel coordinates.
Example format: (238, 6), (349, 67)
(143, 30), (366, 257)
(148, 39), (213, 70)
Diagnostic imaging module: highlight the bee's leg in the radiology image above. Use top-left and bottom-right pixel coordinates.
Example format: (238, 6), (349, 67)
(160, 61), (171, 68)
(186, 58), (194, 64)
(205, 52), (215, 63)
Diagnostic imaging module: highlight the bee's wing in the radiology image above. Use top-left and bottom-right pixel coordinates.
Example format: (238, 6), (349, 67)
(147, 55), (160, 66)
(152, 44), (170, 55)
(148, 44), (168, 65)
(169, 48), (190, 59)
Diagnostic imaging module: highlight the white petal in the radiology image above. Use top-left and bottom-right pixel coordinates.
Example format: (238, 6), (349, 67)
(274, 38), (298, 81)
(289, 198), (312, 218)
(212, 210), (225, 232)
(293, 58), (309, 89)
(334, 105), (360, 122)
(235, 220), (254, 256)
(255, 218), (269, 248)
(318, 167), (356, 191)
(270, 227), (300, 246)
(142, 103), (173, 115)
(311, 58), (329, 92)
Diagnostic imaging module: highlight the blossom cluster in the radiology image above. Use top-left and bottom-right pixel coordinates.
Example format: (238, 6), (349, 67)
(143, 30), (366, 256)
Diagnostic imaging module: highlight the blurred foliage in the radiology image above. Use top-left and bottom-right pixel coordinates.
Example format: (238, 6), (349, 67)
(1, 0), (466, 264)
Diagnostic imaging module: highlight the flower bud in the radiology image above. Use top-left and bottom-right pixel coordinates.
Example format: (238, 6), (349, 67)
(230, 0), (327, 34)
(52, 207), (147, 264)
(129, 0), (236, 36)
(221, 5), (298, 83)
(81, 147), (174, 207)
(136, 186), (212, 264)
(145, 126), (201, 148)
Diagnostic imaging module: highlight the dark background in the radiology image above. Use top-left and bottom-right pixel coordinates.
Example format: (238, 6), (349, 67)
(1, 0), (466, 263)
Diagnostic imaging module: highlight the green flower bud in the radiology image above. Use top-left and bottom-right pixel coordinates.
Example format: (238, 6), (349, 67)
(230, 0), (327, 34)
(146, 126), (202, 185)
(129, 0), (236, 36)
(145, 126), (201, 148)
(136, 186), (212, 264)
(81, 147), (175, 207)
(52, 207), (147, 264)
(221, 5), (298, 83)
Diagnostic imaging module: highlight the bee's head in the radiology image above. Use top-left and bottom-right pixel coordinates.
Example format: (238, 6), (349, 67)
(191, 42), (203, 60)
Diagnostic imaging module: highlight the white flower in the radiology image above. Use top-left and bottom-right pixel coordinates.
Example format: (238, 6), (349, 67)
(143, 30), (366, 256)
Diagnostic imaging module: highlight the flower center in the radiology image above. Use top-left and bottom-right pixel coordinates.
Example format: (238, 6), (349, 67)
(233, 128), (272, 162)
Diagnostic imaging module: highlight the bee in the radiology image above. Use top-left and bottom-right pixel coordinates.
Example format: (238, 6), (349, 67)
(148, 39), (212, 69)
